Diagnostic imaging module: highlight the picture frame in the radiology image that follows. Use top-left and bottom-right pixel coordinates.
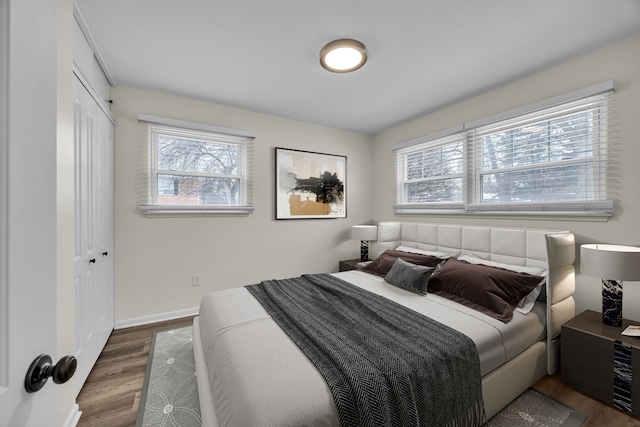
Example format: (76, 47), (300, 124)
(275, 147), (346, 219)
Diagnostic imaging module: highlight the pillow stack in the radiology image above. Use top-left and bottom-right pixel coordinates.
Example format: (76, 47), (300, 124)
(361, 248), (546, 323)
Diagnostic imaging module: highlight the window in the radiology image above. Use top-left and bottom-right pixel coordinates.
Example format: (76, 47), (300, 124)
(393, 81), (615, 216)
(396, 132), (465, 207)
(138, 115), (255, 215)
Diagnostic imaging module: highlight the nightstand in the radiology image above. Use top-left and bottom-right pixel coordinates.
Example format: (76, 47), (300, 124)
(562, 309), (640, 416)
(338, 259), (362, 272)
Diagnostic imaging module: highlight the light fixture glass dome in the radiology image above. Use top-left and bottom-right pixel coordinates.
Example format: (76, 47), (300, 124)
(320, 39), (367, 73)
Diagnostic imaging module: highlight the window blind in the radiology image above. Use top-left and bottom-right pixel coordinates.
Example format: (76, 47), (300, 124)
(137, 115), (255, 215)
(392, 81), (615, 216)
(394, 131), (467, 211)
(467, 93), (613, 213)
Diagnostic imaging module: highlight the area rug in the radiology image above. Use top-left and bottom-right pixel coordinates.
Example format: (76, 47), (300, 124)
(137, 326), (586, 427)
(487, 388), (587, 427)
(136, 326), (202, 427)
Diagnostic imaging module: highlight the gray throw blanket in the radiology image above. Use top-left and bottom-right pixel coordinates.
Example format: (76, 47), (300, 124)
(246, 274), (486, 427)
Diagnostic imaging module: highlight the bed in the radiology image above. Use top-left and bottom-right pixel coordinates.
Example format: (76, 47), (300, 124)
(193, 221), (576, 426)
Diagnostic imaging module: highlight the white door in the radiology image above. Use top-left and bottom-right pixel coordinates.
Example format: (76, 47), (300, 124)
(0, 0), (61, 424)
(95, 104), (115, 349)
(73, 76), (98, 393)
(73, 76), (115, 395)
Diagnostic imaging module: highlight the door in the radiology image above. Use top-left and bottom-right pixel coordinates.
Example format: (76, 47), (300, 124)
(73, 76), (98, 393)
(95, 103), (115, 350)
(73, 76), (115, 395)
(0, 0), (59, 424)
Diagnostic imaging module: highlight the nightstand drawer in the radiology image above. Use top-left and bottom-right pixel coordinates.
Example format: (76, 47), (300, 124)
(561, 345), (614, 406)
(562, 325), (613, 360)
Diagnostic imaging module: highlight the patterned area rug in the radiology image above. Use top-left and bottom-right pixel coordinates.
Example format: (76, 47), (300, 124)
(137, 325), (586, 427)
(136, 326), (202, 427)
(488, 388), (587, 427)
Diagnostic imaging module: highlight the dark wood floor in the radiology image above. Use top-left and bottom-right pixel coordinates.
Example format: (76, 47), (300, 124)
(76, 316), (194, 427)
(76, 316), (640, 426)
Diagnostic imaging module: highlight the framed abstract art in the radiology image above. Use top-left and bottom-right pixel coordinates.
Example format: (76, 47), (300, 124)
(275, 147), (346, 219)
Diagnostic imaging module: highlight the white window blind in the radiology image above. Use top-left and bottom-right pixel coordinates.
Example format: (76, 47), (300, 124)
(138, 115), (255, 215)
(468, 93), (611, 213)
(393, 81), (615, 216)
(394, 131), (466, 210)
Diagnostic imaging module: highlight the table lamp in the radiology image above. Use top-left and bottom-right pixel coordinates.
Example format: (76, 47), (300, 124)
(352, 225), (378, 262)
(581, 244), (640, 326)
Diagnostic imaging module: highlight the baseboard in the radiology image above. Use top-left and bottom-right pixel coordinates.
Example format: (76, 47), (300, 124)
(114, 307), (199, 330)
(63, 404), (81, 427)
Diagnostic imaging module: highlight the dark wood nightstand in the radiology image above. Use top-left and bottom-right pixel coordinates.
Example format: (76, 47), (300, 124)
(562, 309), (640, 416)
(339, 259), (362, 272)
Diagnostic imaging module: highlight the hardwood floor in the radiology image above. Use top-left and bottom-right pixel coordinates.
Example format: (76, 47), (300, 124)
(77, 316), (640, 426)
(76, 316), (194, 427)
(533, 373), (640, 426)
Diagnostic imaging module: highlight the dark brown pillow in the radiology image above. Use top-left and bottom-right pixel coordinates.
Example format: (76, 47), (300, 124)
(427, 257), (544, 323)
(362, 250), (444, 277)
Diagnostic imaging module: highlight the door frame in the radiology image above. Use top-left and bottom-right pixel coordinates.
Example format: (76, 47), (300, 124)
(0, 0), (8, 397)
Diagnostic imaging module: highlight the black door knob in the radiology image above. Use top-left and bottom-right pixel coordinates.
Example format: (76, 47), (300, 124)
(24, 354), (77, 393)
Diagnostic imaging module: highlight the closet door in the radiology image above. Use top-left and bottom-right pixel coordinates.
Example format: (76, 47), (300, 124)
(73, 76), (114, 396)
(73, 76), (95, 395)
(94, 103), (114, 351)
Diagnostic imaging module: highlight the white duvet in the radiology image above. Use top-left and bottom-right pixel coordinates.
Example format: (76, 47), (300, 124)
(196, 270), (546, 427)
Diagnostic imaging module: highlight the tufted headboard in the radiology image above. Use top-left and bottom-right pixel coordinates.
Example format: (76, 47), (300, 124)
(376, 221), (576, 374)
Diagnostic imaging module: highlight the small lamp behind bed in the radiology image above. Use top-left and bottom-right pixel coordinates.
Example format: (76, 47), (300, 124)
(581, 244), (640, 327)
(352, 225), (378, 262)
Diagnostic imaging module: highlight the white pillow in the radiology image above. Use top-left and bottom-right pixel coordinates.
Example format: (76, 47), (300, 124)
(395, 245), (453, 259)
(457, 253), (547, 314)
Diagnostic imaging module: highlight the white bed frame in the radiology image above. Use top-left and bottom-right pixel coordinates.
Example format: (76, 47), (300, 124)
(375, 221), (576, 417)
(193, 221), (576, 425)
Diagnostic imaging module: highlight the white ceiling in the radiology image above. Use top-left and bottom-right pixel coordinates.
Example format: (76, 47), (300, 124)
(75, 0), (640, 135)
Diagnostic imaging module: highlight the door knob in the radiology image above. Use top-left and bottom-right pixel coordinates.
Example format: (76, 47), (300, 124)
(24, 354), (77, 393)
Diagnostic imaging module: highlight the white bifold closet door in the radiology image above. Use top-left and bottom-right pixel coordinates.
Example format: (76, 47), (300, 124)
(73, 76), (115, 396)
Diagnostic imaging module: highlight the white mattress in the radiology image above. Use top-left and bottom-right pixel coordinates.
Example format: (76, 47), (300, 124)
(197, 270), (546, 427)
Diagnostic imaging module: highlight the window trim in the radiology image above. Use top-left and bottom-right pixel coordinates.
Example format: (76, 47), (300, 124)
(392, 81), (616, 217)
(138, 114), (255, 216)
(138, 114), (256, 139)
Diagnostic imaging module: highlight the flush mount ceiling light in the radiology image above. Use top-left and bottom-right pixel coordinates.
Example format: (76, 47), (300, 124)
(320, 39), (367, 73)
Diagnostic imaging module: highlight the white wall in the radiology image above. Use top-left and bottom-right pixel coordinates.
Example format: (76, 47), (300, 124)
(111, 86), (374, 323)
(372, 34), (640, 321)
(113, 35), (640, 325)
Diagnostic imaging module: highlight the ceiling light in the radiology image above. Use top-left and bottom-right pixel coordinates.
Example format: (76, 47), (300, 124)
(320, 39), (367, 73)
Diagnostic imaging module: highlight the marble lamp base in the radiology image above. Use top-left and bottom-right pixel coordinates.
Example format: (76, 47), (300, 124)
(602, 278), (623, 327)
(360, 240), (369, 262)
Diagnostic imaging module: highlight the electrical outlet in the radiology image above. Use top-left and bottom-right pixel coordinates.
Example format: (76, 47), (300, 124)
(192, 274), (201, 286)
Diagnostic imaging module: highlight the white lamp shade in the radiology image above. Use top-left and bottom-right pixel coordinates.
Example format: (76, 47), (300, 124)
(351, 225), (378, 241)
(581, 244), (640, 281)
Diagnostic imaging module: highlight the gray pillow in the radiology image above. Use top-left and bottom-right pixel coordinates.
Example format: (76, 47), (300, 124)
(384, 258), (436, 295)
